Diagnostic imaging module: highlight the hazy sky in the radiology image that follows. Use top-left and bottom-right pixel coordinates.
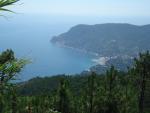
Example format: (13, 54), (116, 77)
(1, 0), (149, 25)
(9, 0), (150, 17)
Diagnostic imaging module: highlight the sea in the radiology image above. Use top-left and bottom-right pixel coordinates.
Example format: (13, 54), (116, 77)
(0, 14), (96, 81)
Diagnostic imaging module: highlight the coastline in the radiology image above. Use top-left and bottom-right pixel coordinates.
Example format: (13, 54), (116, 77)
(52, 41), (100, 57)
(51, 41), (113, 65)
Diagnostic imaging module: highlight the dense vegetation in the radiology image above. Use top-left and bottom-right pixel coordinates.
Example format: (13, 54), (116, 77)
(51, 23), (150, 56)
(0, 49), (150, 113)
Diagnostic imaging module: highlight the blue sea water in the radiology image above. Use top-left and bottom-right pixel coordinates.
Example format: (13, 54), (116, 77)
(0, 15), (95, 81)
(1, 14), (150, 81)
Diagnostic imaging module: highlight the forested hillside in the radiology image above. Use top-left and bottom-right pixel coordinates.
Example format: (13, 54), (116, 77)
(1, 49), (150, 113)
(51, 23), (150, 56)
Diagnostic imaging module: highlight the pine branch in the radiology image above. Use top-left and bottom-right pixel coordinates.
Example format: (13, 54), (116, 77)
(0, 0), (19, 12)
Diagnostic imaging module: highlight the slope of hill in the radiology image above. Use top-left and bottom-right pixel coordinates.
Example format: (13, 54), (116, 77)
(51, 23), (150, 56)
(17, 75), (92, 95)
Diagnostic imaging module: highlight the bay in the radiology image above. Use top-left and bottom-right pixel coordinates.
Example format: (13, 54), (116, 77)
(0, 15), (95, 81)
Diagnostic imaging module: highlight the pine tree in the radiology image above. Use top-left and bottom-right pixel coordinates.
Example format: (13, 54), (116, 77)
(0, 49), (28, 112)
(57, 78), (71, 113)
(105, 66), (119, 113)
(134, 51), (150, 113)
(87, 72), (97, 113)
(11, 87), (17, 113)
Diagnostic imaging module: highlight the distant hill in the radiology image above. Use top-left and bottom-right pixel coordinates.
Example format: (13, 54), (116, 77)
(51, 23), (150, 56)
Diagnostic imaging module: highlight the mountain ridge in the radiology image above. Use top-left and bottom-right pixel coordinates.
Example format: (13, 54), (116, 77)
(51, 23), (150, 57)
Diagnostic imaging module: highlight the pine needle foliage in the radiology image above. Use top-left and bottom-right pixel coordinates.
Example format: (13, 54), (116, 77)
(0, 0), (19, 12)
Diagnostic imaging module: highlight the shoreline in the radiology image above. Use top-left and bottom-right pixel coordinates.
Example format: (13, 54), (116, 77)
(51, 41), (114, 65)
(51, 41), (134, 66)
(52, 41), (100, 57)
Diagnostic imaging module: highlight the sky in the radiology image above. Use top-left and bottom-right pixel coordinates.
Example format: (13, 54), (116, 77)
(7, 0), (150, 17)
(1, 0), (149, 25)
